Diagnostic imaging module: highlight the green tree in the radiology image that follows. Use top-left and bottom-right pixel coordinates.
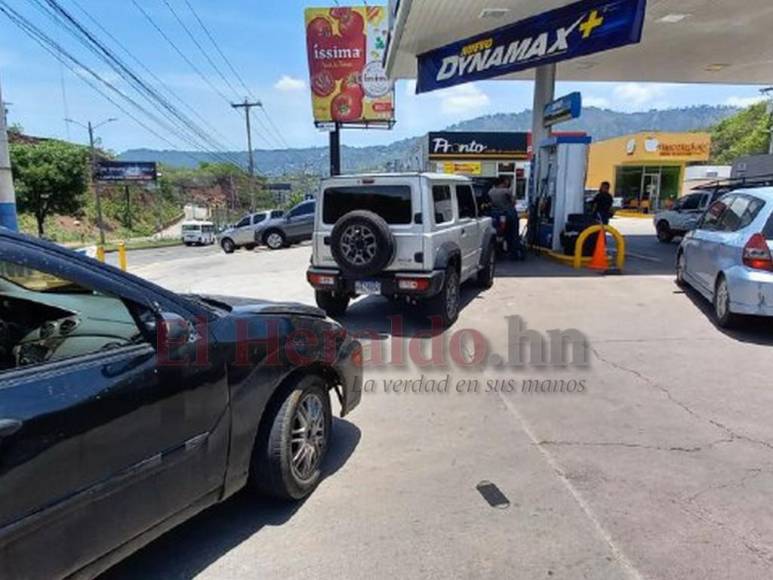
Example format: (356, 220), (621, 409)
(711, 102), (771, 164)
(284, 191), (305, 209)
(11, 141), (90, 236)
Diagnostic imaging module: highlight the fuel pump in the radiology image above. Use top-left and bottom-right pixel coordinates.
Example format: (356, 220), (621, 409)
(531, 135), (591, 251)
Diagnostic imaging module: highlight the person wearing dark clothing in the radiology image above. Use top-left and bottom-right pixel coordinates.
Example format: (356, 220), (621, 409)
(592, 181), (614, 225)
(488, 177), (521, 259)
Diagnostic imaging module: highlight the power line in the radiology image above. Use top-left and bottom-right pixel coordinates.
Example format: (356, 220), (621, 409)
(67, 0), (237, 150)
(131, 0), (233, 106)
(181, 0), (254, 100)
(160, 0), (241, 101)
(32, 0), (246, 167)
(1, 1), (243, 169)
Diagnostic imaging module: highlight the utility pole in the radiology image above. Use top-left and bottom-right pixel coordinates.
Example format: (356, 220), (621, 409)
(66, 117), (116, 245)
(0, 77), (18, 231)
(231, 98), (261, 210)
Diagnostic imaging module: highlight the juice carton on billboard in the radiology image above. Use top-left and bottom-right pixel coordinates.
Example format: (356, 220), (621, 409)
(305, 6), (394, 125)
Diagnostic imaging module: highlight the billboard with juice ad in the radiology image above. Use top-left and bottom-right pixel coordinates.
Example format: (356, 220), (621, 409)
(304, 6), (394, 126)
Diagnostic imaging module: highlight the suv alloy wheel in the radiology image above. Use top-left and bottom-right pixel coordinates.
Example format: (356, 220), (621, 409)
(427, 265), (460, 327)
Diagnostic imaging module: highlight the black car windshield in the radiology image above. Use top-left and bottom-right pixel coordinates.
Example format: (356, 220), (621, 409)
(323, 185), (412, 224)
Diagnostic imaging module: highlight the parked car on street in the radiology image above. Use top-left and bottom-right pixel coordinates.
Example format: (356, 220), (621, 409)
(676, 188), (773, 327)
(654, 190), (714, 242)
(0, 229), (362, 580)
(218, 210), (284, 253)
(181, 220), (216, 246)
(307, 173), (496, 327)
(253, 199), (316, 250)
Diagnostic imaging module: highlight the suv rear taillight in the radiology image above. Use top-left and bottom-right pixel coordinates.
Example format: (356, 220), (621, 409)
(308, 272), (337, 287)
(396, 276), (431, 291)
(742, 233), (773, 271)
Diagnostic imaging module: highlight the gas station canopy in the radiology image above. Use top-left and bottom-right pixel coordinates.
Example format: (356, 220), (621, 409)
(385, 0), (773, 85)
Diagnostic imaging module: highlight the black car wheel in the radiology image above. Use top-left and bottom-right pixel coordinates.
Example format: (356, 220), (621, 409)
(675, 251), (687, 287)
(221, 238), (235, 254)
(330, 211), (395, 277)
(264, 230), (286, 250)
(315, 290), (350, 317)
(250, 375), (332, 501)
(477, 244), (496, 289)
(656, 221), (674, 243)
(426, 265), (460, 327)
(714, 275), (741, 329)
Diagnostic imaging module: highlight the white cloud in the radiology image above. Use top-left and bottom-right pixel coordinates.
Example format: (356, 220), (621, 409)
(274, 75), (306, 92)
(583, 96), (610, 109)
(725, 95), (765, 108)
(612, 83), (667, 108)
(435, 84), (490, 115)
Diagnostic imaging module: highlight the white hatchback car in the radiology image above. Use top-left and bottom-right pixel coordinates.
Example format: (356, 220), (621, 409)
(677, 188), (773, 327)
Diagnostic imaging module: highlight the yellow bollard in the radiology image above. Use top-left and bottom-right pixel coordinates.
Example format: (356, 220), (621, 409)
(118, 241), (127, 271)
(573, 225), (626, 271)
(96, 245), (105, 263)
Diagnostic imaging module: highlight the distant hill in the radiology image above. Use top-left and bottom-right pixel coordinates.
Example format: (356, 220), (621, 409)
(119, 105), (737, 176)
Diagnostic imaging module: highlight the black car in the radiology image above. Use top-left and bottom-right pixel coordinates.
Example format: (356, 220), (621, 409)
(0, 230), (362, 579)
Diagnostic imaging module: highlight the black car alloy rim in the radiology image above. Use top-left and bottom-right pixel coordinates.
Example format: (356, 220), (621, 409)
(290, 393), (327, 481)
(340, 224), (377, 266)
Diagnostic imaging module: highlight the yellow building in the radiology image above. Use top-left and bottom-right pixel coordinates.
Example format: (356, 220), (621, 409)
(586, 132), (711, 212)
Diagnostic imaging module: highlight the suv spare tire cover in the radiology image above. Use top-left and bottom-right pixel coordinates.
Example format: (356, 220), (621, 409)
(331, 210), (396, 277)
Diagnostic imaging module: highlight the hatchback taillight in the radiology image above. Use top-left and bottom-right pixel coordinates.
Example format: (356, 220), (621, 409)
(742, 233), (773, 271)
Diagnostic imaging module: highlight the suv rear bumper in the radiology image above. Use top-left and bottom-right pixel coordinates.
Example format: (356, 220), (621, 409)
(307, 267), (445, 298)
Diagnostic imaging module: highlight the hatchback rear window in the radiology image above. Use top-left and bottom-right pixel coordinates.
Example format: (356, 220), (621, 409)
(323, 186), (412, 224)
(764, 212), (773, 240)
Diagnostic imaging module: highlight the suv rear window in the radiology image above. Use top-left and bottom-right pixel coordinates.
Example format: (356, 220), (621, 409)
(323, 186), (412, 224)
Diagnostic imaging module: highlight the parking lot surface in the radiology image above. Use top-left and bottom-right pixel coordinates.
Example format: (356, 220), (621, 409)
(102, 218), (773, 580)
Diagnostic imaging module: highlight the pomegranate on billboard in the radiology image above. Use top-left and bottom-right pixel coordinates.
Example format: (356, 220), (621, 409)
(305, 6), (395, 126)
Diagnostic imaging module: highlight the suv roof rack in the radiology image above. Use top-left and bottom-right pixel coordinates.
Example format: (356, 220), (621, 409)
(692, 173), (773, 194)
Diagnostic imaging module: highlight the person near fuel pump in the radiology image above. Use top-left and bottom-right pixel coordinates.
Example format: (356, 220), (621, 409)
(591, 181), (614, 225)
(488, 177), (521, 259)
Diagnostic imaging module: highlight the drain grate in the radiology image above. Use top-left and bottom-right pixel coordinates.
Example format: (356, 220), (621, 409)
(476, 481), (510, 509)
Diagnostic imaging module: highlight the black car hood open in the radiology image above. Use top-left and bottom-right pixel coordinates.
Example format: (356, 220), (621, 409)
(193, 294), (327, 319)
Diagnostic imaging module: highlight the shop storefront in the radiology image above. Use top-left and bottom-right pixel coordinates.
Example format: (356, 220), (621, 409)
(586, 132), (711, 212)
(421, 131), (531, 209)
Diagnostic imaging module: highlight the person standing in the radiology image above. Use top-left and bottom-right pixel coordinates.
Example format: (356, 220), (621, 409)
(592, 181), (614, 225)
(488, 177), (520, 258)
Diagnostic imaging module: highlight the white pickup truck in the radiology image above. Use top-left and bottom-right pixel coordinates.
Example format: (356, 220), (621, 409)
(306, 173), (497, 327)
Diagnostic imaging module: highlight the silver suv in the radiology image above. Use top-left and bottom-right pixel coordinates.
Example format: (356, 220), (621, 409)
(307, 173), (496, 326)
(253, 199), (316, 250)
(219, 210), (284, 253)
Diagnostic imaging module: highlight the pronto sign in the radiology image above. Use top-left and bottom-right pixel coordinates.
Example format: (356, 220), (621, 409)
(416, 0), (647, 94)
(305, 6), (394, 126)
(428, 132), (530, 160)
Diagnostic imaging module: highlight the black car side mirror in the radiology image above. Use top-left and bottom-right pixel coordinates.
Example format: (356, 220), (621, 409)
(157, 312), (194, 347)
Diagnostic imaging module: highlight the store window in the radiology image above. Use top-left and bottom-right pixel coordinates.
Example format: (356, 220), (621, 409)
(432, 185), (453, 224)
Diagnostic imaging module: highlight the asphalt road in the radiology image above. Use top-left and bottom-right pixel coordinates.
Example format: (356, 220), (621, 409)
(101, 218), (773, 580)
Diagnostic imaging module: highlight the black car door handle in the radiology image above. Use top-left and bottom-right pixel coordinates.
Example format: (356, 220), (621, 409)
(0, 418), (23, 438)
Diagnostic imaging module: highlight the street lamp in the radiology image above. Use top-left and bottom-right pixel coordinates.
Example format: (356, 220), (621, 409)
(65, 117), (117, 245)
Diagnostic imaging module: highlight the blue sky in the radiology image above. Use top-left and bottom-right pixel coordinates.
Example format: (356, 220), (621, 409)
(0, 0), (767, 154)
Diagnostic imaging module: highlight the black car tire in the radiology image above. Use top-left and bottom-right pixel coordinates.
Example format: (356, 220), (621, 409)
(714, 275), (742, 329)
(315, 290), (350, 317)
(477, 244), (496, 289)
(656, 221), (674, 243)
(250, 375), (332, 501)
(675, 250), (687, 287)
(263, 229), (286, 250)
(426, 265), (460, 327)
(330, 211), (395, 277)
(221, 238), (235, 254)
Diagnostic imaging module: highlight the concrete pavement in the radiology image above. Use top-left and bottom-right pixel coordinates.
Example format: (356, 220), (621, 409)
(101, 219), (773, 580)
